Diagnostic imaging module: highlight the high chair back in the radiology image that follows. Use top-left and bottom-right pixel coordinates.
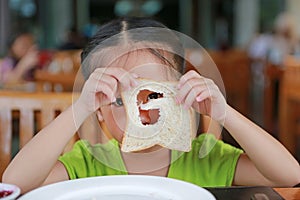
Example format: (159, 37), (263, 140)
(263, 63), (284, 133)
(34, 70), (81, 92)
(35, 49), (83, 92)
(0, 91), (78, 181)
(279, 64), (300, 155)
(184, 49), (224, 139)
(209, 49), (251, 116)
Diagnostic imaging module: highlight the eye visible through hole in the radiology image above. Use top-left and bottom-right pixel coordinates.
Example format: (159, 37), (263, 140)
(137, 90), (164, 104)
(148, 92), (163, 100)
(113, 97), (123, 107)
(137, 90), (163, 125)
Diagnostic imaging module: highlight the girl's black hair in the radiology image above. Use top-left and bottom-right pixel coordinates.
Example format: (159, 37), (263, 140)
(81, 17), (185, 79)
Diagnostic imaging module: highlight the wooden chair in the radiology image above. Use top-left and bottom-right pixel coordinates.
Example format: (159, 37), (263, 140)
(35, 49), (83, 92)
(185, 48), (251, 146)
(0, 91), (79, 181)
(34, 70), (82, 92)
(184, 48), (228, 139)
(207, 49), (252, 147)
(263, 63), (284, 133)
(209, 49), (251, 117)
(279, 64), (300, 155)
(264, 56), (300, 134)
(45, 50), (82, 73)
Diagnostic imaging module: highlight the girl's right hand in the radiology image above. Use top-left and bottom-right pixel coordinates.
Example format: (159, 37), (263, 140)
(76, 67), (138, 117)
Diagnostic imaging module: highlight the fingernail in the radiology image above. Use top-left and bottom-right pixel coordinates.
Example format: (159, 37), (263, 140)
(196, 96), (202, 102)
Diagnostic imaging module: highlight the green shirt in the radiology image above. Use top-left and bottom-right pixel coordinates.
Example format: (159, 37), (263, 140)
(59, 134), (243, 187)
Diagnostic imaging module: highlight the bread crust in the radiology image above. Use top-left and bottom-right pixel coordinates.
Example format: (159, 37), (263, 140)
(121, 79), (196, 152)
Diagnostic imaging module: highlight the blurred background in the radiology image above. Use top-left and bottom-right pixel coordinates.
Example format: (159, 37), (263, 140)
(1, 0), (300, 169)
(0, 0), (292, 53)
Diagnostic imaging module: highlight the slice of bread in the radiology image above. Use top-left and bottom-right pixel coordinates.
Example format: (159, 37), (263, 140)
(121, 79), (196, 152)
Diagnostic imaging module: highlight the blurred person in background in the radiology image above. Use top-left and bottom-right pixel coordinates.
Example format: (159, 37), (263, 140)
(247, 12), (300, 127)
(268, 12), (300, 65)
(248, 12), (300, 66)
(247, 30), (272, 87)
(247, 29), (273, 123)
(0, 32), (39, 86)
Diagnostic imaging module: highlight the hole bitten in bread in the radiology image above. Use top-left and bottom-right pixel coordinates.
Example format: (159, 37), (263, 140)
(137, 89), (163, 125)
(121, 79), (196, 152)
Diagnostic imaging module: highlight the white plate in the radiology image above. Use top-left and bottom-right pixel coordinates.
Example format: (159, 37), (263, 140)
(0, 183), (20, 200)
(19, 175), (216, 200)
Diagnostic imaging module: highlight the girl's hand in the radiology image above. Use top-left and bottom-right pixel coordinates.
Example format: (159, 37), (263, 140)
(176, 70), (227, 123)
(76, 67), (138, 117)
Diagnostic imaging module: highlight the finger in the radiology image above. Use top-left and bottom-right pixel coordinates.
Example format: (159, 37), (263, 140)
(177, 70), (201, 89)
(100, 67), (138, 88)
(176, 77), (206, 103)
(87, 72), (117, 102)
(115, 70), (139, 90)
(93, 67), (138, 90)
(94, 81), (116, 105)
(195, 79), (220, 102)
(183, 81), (212, 110)
(90, 72), (118, 96)
(183, 84), (204, 109)
(195, 89), (212, 103)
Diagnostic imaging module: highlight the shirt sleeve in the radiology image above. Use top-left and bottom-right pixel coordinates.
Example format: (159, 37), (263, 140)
(58, 139), (127, 179)
(201, 134), (244, 185)
(169, 134), (243, 187)
(59, 140), (92, 179)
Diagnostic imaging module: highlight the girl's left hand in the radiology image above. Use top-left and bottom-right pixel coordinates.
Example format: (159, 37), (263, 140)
(176, 70), (227, 123)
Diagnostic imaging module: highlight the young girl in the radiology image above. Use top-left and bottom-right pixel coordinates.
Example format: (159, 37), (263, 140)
(3, 17), (300, 194)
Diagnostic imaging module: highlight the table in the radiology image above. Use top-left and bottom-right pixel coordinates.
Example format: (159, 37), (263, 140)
(17, 186), (300, 199)
(275, 187), (300, 200)
(34, 70), (78, 92)
(206, 186), (300, 200)
(0, 82), (37, 92)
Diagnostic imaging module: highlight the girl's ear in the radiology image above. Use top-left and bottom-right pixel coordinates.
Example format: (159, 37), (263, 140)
(96, 110), (104, 122)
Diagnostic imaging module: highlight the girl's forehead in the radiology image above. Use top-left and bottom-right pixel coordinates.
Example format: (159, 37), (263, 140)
(109, 52), (175, 80)
(91, 48), (166, 68)
(110, 51), (164, 68)
(88, 47), (179, 81)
